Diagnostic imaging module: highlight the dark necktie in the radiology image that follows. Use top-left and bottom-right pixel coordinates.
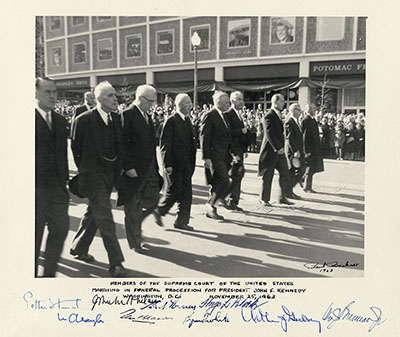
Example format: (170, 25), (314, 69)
(107, 113), (113, 128)
(45, 111), (52, 131)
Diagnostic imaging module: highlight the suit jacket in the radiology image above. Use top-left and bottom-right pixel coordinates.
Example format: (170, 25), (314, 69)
(258, 109), (284, 176)
(73, 105), (90, 120)
(159, 113), (197, 178)
(71, 109), (124, 199)
(223, 108), (248, 155)
(301, 115), (324, 173)
(35, 109), (69, 190)
(284, 117), (304, 170)
(200, 108), (235, 163)
(117, 104), (162, 205)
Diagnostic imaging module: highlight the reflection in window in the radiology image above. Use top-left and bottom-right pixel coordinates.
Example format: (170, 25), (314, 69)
(157, 30), (174, 55)
(52, 47), (62, 66)
(97, 16), (112, 22)
(190, 25), (210, 52)
(72, 16), (85, 26)
(73, 42), (86, 64)
(316, 17), (345, 41)
(126, 34), (142, 58)
(228, 18), (250, 48)
(98, 39), (113, 61)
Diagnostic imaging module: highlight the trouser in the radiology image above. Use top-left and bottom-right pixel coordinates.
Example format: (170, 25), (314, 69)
(227, 152), (245, 206)
(124, 169), (160, 249)
(260, 154), (290, 202)
(158, 167), (192, 227)
(35, 180), (69, 277)
(70, 179), (124, 267)
(304, 168), (315, 190)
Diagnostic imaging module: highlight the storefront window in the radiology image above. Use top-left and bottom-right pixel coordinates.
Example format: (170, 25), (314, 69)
(316, 17), (345, 41)
(343, 87), (365, 107)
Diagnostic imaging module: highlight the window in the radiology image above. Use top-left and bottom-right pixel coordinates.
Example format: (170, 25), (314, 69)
(343, 87), (365, 107)
(156, 30), (174, 55)
(51, 47), (62, 66)
(126, 34), (142, 58)
(73, 42), (87, 64)
(190, 25), (210, 52)
(227, 18), (251, 48)
(97, 16), (112, 22)
(98, 39), (113, 61)
(72, 16), (85, 26)
(50, 16), (61, 31)
(270, 17), (295, 44)
(316, 17), (345, 41)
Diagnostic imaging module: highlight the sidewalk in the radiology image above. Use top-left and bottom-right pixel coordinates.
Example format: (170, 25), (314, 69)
(39, 151), (364, 278)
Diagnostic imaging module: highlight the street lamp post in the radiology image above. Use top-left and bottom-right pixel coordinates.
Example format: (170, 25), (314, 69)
(191, 32), (201, 113)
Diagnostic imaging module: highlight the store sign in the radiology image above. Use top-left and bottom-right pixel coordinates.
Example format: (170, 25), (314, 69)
(310, 60), (365, 76)
(55, 77), (90, 89)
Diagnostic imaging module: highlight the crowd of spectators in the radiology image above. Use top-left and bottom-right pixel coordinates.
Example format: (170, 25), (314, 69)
(56, 98), (365, 162)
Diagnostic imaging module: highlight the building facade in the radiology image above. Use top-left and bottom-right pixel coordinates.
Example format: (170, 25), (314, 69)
(43, 16), (366, 114)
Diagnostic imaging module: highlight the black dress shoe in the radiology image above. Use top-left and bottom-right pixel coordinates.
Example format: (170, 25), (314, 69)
(133, 245), (146, 254)
(174, 224), (194, 231)
(70, 250), (95, 263)
(303, 188), (317, 193)
(288, 193), (301, 200)
(258, 199), (272, 207)
(109, 264), (127, 277)
(279, 198), (294, 205)
(234, 205), (244, 211)
(153, 208), (164, 227)
(225, 202), (236, 210)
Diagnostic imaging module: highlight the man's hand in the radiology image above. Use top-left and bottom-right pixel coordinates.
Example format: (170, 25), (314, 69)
(294, 151), (301, 158)
(242, 127), (248, 134)
(125, 168), (138, 178)
(232, 155), (241, 164)
(277, 148), (284, 155)
(204, 159), (213, 170)
(164, 167), (173, 175)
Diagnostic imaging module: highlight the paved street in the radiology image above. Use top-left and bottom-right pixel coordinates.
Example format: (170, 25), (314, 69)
(38, 149), (364, 278)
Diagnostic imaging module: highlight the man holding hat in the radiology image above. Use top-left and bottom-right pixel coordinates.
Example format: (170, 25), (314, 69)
(284, 103), (305, 199)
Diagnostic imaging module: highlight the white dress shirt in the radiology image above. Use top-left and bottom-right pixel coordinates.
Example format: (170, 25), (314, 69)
(97, 105), (112, 125)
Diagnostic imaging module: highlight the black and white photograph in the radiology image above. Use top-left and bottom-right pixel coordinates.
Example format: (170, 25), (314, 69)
(33, 15), (367, 279)
(156, 29), (174, 55)
(52, 47), (62, 66)
(270, 16), (295, 44)
(126, 34), (142, 58)
(190, 25), (210, 51)
(228, 18), (250, 47)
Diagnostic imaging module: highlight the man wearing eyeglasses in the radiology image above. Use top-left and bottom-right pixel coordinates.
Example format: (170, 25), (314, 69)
(117, 85), (163, 254)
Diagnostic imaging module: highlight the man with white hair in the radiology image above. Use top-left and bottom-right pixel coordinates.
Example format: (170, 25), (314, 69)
(284, 103), (305, 199)
(223, 91), (248, 211)
(153, 93), (197, 230)
(70, 81), (127, 277)
(301, 103), (324, 192)
(117, 84), (163, 254)
(200, 91), (240, 220)
(258, 93), (292, 206)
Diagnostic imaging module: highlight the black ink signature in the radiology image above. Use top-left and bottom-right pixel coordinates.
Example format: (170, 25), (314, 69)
(120, 308), (173, 324)
(304, 261), (359, 270)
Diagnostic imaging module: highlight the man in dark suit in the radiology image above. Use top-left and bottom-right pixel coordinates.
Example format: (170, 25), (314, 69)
(72, 91), (96, 121)
(200, 92), (241, 220)
(35, 77), (69, 277)
(153, 94), (197, 231)
(284, 103), (305, 199)
(223, 91), (248, 211)
(117, 85), (162, 254)
(301, 103), (324, 193)
(70, 81), (127, 277)
(258, 94), (292, 206)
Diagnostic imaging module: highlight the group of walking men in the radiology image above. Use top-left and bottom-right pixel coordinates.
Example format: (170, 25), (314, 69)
(35, 77), (323, 278)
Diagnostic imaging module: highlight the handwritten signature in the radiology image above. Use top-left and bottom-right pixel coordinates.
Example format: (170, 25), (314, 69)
(120, 308), (173, 324)
(322, 300), (385, 332)
(183, 311), (229, 328)
(241, 301), (322, 333)
(304, 261), (359, 270)
(57, 313), (104, 327)
(23, 291), (81, 310)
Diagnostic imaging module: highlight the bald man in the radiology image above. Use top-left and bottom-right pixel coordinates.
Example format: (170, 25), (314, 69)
(117, 85), (163, 253)
(200, 91), (240, 220)
(73, 91), (96, 121)
(154, 94), (197, 230)
(301, 103), (324, 192)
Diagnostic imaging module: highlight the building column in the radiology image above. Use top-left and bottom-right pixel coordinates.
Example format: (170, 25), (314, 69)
(298, 60), (310, 109)
(90, 75), (97, 90)
(146, 70), (154, 85)
(215, 65), (223, 82)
